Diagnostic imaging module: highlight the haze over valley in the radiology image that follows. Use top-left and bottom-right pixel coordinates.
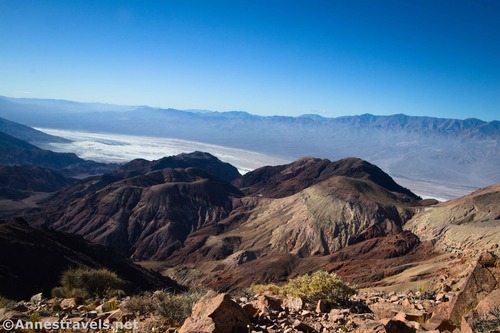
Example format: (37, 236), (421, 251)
(1, 96), (497, 200)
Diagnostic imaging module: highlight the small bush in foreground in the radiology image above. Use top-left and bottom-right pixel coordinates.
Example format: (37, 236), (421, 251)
(154, 290), (205, 326)
(122, 290), (205, 326)
(282, 271), (356, 306)
(246, 283), (281, 295)
(0, 295), (16, 309)
(122, 294), (156, 316)
(53, 267), (124, 299)
(471, 306), (500, 333)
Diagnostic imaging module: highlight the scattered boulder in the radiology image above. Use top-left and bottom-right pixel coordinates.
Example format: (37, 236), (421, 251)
(379, 317), (417, 333)
(30, 293), (43, 303)
(283, 296), (303, 312)
(257, 295), (283, 313)
(292, 319), (316, 332)
(95, 298), (117, 313)
(353, 319), (387, 332)
(315, 299), (328, 313)
(60, 298), (77, 309)
(447, 252), (499, 326)
(179, 291), (250, 333)
(242, 303), (259, 318)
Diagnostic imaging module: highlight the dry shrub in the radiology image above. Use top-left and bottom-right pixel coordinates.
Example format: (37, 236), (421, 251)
(123, 290), (205, 326)
(122, 294), (155, 316)
(471, 306), (500, 333)
(246, 283), (281, 295)
(52, 267), (124, 299)
(154, 290), (204, 326)
(282, 270), (356, 306)
(0, 295), (15, 309)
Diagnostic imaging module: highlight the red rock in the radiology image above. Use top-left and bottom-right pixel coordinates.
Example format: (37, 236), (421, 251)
(257, 295), (283, 313)
(475, 289), (500, 315)
(300, 310), (313, 317)
(379, 318), (416, 333)
(435, 293), (447, 302)
(242, 303), (258, 318)
(292, 319), (316, 332)
(447, 252), (499, 326)
(353, 319), (387, 332)
(283, 296), (303, 312)
(401, 298), (411, 307)
(315, 299), (328, 313)
(179, 291), (250, 333)
(60, 298), (77, 309)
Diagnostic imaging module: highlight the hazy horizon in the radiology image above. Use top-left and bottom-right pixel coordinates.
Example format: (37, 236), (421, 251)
(1, 95), (498, 122)
(1, 1), (499, 121)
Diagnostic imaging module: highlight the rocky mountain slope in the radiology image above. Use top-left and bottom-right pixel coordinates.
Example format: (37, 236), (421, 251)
(0, 165), (75, 200)
(164, 170), (429, 290)
(32, 153), (243, 259)
(405, 184), (500, 256)
(0, 116), (69, 143)
(0, 218), (183, 300)
(30, 153), (440, 292)
(233, 157), (418, 200)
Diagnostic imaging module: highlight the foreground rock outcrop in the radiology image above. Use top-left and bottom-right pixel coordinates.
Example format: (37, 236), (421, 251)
(179, 291), (250, 333)
(449, 252), (499, 325)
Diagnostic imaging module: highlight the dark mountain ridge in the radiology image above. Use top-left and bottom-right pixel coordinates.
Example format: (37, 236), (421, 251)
(0, 116), (69, 143)
(0, 218), (184, 300)
(33, 166), (244, 260)
(0, 165), (75, 200)
(0, 131), (117, 176)
(118, 151), (241, 182)
(233, 156), (419, 201)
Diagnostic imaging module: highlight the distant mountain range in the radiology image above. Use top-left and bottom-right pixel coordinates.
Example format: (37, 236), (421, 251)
(0, 96), (498, 193)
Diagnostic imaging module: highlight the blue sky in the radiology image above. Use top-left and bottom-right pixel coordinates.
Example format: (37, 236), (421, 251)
(0, 0), (499, 120)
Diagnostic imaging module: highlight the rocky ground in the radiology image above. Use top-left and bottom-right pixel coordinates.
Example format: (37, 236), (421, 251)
(1, 252), (498, 333)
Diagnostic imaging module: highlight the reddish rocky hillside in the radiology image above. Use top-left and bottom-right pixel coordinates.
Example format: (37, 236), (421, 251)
(34, 167), (243, 259)
(26, 152), (499, 295)
(28, 153), (440, 292)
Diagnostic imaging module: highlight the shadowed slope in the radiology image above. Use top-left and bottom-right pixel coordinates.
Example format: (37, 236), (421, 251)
(0, 218), (184, 300)
(0, 131), (117, 176)
(119, 151), (241, 182)
(233, 157), (419, 201)
(0, 165), (75, 200)
(34, 168), (243, 260)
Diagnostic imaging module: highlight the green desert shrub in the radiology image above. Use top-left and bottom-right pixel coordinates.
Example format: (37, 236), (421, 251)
(0, 295), (16, 309)
(153, 290), (204, 326)
(282, 270), (356, 306)
(122, 290), (204, 326)
(246, 283), (281, 295)
(122, 294), (156, 316)
(53, 267), (124, 299)
(471, 306), (500, 333)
